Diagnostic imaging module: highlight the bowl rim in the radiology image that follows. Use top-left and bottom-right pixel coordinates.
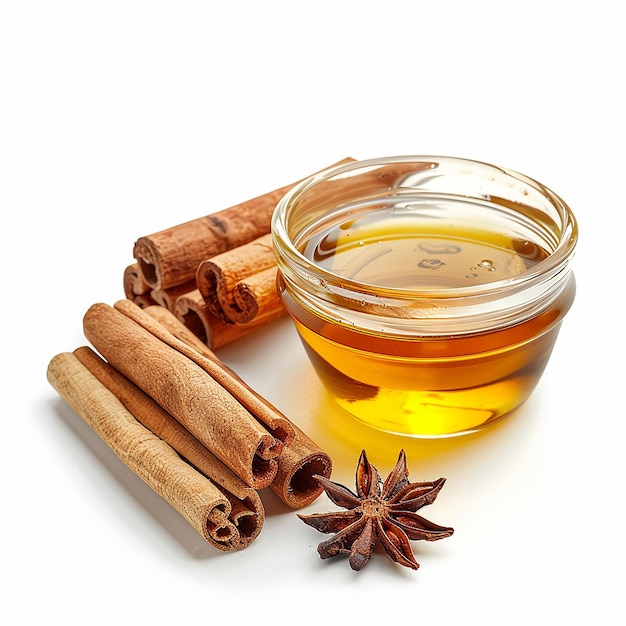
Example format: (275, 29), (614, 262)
(271, 155), (578, 301)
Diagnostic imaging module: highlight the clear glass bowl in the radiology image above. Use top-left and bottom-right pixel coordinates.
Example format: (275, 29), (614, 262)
(271, 156), (577, 437)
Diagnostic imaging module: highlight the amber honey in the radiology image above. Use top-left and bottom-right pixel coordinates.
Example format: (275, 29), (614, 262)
(272, 156), (577, 437)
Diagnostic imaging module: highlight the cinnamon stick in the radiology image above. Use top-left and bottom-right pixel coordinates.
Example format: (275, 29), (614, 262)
(196, 234), (284, 324)
(123, 263), (156, 309)
(47, 351), (239, 549)
(73, 346), (264, 550)
(82, 302), (281, 489)
(270, 429), (333, 509)
(228, 266), (283, 324)
(115, 299), (295, 446)
(142, 303), (332, 508)
(144, 303), (235, 366)
(132, 157), (355, 291)
(173, 287), (283, 350)
(171, 288), (216, 345)
(149, 280), (196, 312)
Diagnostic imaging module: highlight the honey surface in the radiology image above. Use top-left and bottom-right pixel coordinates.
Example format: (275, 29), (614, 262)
(287, 204), (571, 437)
(302, 207), (547, 290)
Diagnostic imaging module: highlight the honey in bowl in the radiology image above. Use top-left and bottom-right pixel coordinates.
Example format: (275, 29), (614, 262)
(271, 157), (577, 437)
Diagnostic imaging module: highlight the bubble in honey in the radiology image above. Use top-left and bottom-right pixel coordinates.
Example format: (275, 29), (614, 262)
(417, 258), (446, 270)
(419, 242), (461, 255)
(512, 239), (547, 264)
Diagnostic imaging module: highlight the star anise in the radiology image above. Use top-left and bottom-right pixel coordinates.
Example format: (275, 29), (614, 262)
(298, 449), (454, 571)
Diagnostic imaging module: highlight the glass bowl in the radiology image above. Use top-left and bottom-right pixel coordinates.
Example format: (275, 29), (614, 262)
(271, 156), (577, 437)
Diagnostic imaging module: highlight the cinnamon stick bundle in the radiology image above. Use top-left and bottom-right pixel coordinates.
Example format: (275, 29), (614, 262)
(47, 351), (241, 549)
(142, 303), (332, 508)
(132, 157), (354, 292)
(196, 233), (284, 324)
(82, 302), (283, 489)
(72, 346), (264, 550)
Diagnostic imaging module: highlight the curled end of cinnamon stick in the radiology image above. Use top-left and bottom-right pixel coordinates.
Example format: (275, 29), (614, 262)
(271, 442), (333, 509)
(205, 507), (239, 548)
(251, 434), (283, 490)
(231, 266), (284, 325)
(132, 237), (162, 289)
(230, 283), (259, 323)
(225, 494), (265, 551)
(172, 289), (213, 345)
(123, 264), (157, 309)
(195, 263), (222, 319)
(123, 263), (150, 298)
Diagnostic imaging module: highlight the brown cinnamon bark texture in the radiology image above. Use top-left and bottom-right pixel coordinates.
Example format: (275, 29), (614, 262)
(132, 157), (354, 291)
(171, 288), (217, 345)
(82, 302), (282, 489)
(47, 351), (239, 549)
(173, 287), (283, 350)
(149, 280), (196, 312)
(142, 303), (332, 508)
(72, 346), (264, 549)
(143, 303), (222, 357)
(228, 266), (283, 324)
(123, 263), (156, 309)
(196, 233), (282, 324)
(270, 429), (333, 508)
(115, 299), (295, 446)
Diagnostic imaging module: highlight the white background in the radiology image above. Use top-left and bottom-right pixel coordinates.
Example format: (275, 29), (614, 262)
(2, 2), (624, 625)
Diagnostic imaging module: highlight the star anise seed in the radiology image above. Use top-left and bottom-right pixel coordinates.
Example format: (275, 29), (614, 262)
(298, 449), (454, 571)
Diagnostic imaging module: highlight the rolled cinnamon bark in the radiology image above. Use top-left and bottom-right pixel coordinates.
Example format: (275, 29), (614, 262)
(142, 303), (332, 508)
(171, 288), (216, 345)
(83, 302), (281, 489)
(73, 346), (264, 550)
(149, 280), (196, 312)
(115, 299), (295, 445)
(47, 351), (238, 549)
(143, 303), (219, 358)
(196, 233), (282, 324)
(173, 287), (283, 350)
(123, 263), (156, 309)
(132, 157), (355, 291)
(270, 428), (333, 508)
(229, 266), (284, 325)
